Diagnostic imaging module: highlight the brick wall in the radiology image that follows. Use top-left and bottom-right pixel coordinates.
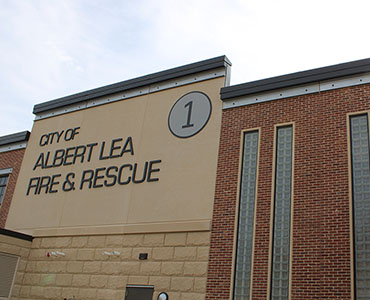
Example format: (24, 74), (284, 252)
(206, 84), (370, 300)
(0, 149), (26, 228)
(11, 231), (210, 300)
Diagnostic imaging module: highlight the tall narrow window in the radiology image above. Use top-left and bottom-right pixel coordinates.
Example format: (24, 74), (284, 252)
(350, 114), (370, 300)
(234, 130), (259, 300)
(271, 125), (293, 300)
(0, 175), (9, 206)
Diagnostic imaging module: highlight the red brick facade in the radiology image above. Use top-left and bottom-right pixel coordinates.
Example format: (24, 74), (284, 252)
(0, 148), (26, 228)
(206, 84), (370, 300)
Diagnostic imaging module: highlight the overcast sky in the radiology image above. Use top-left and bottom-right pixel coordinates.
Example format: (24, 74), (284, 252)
(1, 0), (370, 135)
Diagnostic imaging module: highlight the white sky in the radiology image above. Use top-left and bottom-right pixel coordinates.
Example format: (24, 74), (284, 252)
(1, 0), (370, 135)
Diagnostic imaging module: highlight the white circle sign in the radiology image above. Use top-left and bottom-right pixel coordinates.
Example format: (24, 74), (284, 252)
(168, 91), (212, 138)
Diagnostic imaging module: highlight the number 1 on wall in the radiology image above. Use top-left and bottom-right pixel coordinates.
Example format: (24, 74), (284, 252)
(182, 101), (194, 128)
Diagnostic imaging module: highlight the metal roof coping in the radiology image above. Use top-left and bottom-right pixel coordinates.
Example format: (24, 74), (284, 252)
(33, 55), (231, 114)
(0, 131), (30, 147)
(221, 57), (370, 100)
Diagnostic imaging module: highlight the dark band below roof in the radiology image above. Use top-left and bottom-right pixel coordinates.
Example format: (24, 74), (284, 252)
(33, 55), (231, 114)
(0, 131), (30, 147)
(0, 228), (33, 241)
(221, 57), (370, 100)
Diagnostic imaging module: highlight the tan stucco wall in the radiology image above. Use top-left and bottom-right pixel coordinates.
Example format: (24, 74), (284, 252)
(6, 77), (224, 235)
(10, 231), (209, 300)
(0, 234), (31, 300)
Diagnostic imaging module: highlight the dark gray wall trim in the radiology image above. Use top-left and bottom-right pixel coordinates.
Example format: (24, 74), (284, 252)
(221, 57), (370, 100)
(34, 55), (231, 114)
(0, 228), (33, 241)
(0, 131), (30, 147)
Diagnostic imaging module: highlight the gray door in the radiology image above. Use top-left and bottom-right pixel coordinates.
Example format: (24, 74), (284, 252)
(125, 285), (154, 300)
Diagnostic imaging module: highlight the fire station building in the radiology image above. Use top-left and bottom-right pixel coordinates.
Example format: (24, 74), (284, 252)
(1, 56), (370, 300)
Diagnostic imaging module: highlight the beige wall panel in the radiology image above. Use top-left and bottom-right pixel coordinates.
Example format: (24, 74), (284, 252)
(6, 77), (224, 234)
(127, 80), (222, 223)
(6, 96), (147, 230)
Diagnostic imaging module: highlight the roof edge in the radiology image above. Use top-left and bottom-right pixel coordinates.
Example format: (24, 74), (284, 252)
(221, 57), (370, 100)
(34, 55), (231, 114)
(0, 131), (30, 147)
(0, 228), (33, 242)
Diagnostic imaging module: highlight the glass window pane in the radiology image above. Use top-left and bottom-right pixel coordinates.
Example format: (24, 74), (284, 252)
(271, 126), (292, 300)
(0, 175), (9, 206)
(350, 115), (370, 299)
(234, 131), (259, 300)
